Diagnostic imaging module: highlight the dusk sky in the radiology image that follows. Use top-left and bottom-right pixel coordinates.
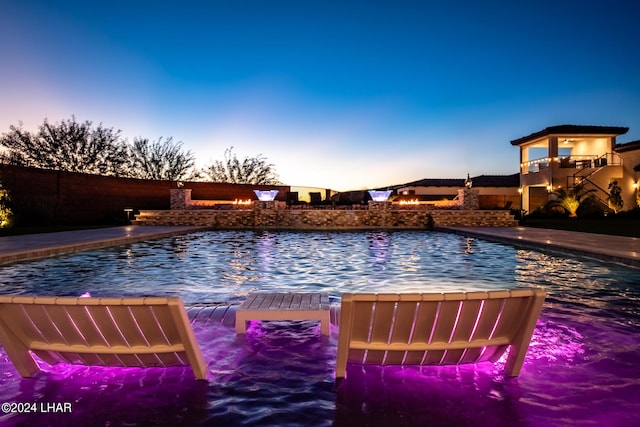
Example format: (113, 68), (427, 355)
(2, 0), (639, 190)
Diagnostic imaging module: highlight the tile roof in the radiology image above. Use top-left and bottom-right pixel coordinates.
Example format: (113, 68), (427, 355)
(510, 125), (629, 146)
(614, 139), (640, 153)
(398, 173), (519, 188)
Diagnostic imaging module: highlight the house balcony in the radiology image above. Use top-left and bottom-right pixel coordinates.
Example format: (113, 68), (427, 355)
(520, 153), (620, 189)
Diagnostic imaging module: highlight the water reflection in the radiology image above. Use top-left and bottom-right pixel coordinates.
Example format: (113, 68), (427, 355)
(257, 230), (277, 272)
(367, 231), (391, 271)
(170, 234), (191, 261)
(461, 236), (475, 255)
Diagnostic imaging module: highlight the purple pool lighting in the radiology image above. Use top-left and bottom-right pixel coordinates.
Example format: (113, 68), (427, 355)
(0, 230), (639, 426)
(253, 190), (279, 201)
(1, 307), (636, 427)
(368, 190), (392, 202)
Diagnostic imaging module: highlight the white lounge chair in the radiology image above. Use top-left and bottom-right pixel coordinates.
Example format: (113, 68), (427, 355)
(336, 289), (546, 378)
(0, 295), (208, 380)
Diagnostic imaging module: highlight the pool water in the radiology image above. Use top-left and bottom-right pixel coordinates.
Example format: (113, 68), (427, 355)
(0, 230), (639, 426)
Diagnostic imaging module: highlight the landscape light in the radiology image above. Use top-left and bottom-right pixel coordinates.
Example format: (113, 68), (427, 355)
(464, 174), (472, 188)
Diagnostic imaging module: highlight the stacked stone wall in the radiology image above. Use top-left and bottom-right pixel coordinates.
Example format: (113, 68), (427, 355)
(429, 210), (518, 227)
(133, 207), (517, 228)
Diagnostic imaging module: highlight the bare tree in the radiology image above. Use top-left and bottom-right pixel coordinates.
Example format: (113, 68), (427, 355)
(0, 148), (27, 166)
(202, 146), (280, 185)
(129, 137), (196, 181)
(0, 117), (129, 176)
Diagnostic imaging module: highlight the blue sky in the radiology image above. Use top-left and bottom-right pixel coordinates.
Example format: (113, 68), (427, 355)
(2, 0), (639, 190)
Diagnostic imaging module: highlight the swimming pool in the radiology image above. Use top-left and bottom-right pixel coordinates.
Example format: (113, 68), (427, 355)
(0, 230), (639, 426)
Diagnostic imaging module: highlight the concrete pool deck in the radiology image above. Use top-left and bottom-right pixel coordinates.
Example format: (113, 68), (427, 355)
(0, 224), (638, 268)
(442, 226), (640, 268)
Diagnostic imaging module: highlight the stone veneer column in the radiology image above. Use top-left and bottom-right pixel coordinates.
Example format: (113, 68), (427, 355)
(253, 201), (281, 210)
(457, 188), (479, 210)
(367, 201), (390, 210)
(170, 189), (192, 210)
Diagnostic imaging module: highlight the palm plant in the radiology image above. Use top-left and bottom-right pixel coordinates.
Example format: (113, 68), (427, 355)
(0, 180), (13, 228)
(607, 180), (623, 213)
(549, 184), (594, 217)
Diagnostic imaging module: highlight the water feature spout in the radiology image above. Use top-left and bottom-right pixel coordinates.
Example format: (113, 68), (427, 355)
(368, 190), (392, 202)
(254, 190), (279, 202)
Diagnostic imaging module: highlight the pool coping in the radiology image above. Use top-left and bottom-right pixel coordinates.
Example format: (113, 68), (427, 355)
(440, 226), (640, 269)
(0, 225), (208, 265)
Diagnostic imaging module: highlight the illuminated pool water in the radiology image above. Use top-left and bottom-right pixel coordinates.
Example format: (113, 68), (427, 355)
(0, 230), (639, 426)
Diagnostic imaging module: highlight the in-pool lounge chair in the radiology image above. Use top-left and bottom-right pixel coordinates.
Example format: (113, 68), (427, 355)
(0, 295), (207, 380)
(336, 289), (546, 379)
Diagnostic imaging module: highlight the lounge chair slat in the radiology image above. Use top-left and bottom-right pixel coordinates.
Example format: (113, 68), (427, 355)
(450, 300), (484, 342)
(442, 349), (466, 364)
(430, 300), (461, 343)
(411, 301), (439, 344)
(0, 305), (49, 345)
(78, 306), (130, 347)
(471, 299), (504, 341)
(21, 305), (67, 345)
(383, 349), (406, 365)
(350, 301), (375, 342)
(491, 296), (533, 338)
(390, 301), (419, 344)
(363, 350), (386, 365)
(370, 301), (395, 343)
(42, 306), (92, 347)
(402, 350), (425, 365)
(62, 306), (111, 347)
(99, 306), (145, 346)
(422, 350), (446, 364)
(134, 306), (179, 346)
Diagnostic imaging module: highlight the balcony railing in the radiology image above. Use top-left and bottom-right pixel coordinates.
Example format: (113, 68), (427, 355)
(522, 153), (620, 175)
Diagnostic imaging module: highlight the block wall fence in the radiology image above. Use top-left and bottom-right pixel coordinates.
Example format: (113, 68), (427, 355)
(0, 165), (289, 225)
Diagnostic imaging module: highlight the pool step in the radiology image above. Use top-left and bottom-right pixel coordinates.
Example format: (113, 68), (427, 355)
(185, 303), (341, 329)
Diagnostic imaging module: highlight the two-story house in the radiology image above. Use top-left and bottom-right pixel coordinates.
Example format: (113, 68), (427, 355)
(511, 125), (638, 213)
